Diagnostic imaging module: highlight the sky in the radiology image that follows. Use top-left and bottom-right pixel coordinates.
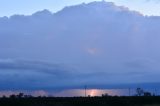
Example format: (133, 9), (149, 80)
(0, 0), (160, 17)
(1, 0), (160, 96)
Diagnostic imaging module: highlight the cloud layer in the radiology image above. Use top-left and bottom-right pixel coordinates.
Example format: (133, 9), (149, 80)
(0, 1), (160, 89)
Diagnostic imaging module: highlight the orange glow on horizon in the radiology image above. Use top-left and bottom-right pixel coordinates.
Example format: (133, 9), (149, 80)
(90, 89), (96, 96)
(86, 89), (122, 97)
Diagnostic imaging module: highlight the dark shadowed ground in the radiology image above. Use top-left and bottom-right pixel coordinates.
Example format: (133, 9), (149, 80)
(0, 96), (160, 106)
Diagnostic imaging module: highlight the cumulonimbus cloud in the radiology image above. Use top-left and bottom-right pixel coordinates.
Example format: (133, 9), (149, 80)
(0, 1), (160, 90)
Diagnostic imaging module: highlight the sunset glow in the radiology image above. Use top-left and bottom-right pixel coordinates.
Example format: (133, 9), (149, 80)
(89, 89), (98, 96)
(0, 89), (132, 97)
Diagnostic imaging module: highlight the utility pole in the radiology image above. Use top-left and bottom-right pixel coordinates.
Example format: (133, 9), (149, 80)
(129, 88), (131, 96)
(85, 85), (87, 97)
(155, 89), (157, 96)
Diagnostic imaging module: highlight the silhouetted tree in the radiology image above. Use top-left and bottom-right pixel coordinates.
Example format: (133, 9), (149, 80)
(24, 95), (32, 98)
(102, 93), (109, 97)
(10, 94), (16, 98)
(17, 93), (24, 98)
(2, 95), (6, 98)
(136, 88), (144, 96)
(143, 92), (152, 96)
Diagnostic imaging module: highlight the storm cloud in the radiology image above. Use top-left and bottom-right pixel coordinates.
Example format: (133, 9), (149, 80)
(0, 1), (160, 89)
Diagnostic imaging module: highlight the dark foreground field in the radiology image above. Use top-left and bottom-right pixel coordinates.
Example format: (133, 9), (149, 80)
(0, 96), (160, 106)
